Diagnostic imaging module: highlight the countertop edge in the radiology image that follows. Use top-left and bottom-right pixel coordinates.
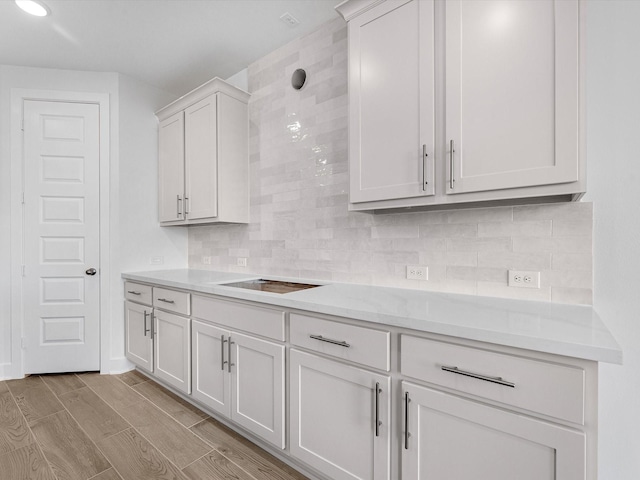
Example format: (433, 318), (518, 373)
(122, 270), (623, 365)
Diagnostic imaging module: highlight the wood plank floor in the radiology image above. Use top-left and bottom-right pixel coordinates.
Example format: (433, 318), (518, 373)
(0, 372), (309, 480)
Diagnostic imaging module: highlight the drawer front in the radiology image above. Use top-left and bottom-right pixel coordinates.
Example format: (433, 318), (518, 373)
(291, 313), (390, 371)
(401, 335), (585, 424)
(125, 282), (152, 306)
(192, 295), (285, 341)
(153, 287), (190, 316)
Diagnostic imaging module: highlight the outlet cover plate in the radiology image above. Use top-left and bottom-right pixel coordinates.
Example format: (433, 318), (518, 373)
(508, 270), (541, 288)
(407, 265), (428, 280)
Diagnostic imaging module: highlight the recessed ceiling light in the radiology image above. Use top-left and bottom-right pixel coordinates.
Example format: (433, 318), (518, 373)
(15, 0), (50, 17)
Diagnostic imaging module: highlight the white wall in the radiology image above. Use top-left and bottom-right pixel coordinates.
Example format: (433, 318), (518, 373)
(584, 1), (640, 478)
(0, 65), (187, 378)
(112, 73), (187, 370)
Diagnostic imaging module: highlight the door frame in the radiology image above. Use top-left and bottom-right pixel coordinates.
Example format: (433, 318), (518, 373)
(10, 89), (111, 379)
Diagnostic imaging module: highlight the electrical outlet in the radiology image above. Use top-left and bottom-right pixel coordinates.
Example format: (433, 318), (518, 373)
(202, 256), (211, 265)
(280, 12), (300, 26)
(406, 265), (428, 280)
(149, 256), (163, 265)
(508, 270), (541, 288)
(237, 257), (247, 267)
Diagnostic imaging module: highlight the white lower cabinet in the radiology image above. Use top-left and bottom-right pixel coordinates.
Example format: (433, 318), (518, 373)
(153, 309), (191, 394)
(290, 349), (391, 480)
(402, 381), (586, 480)
(192, 320), (231, 416)
(124, 300), (154, 373)
(191, 319), (285, 449)
(125, 283), (599, 480)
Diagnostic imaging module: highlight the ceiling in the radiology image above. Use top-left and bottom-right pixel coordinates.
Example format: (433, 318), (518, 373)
(0, 0), (341, 95)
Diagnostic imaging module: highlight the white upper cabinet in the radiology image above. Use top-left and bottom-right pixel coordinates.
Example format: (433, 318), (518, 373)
(348, 0), (435, 202)
(184, 95), (218, 221)
(156, 77), (250, 225)
(337, 0), (584, 211)
(446, 0), (579, 194)
(158, 112), (185, 222)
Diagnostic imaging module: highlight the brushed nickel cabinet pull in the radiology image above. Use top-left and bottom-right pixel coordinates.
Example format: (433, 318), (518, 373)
(404, 392), (410, 450)
(449, 139), (455, 190)
(177, 195), (182, 218)
(422, 144), (428, 191)
(441, 365), (515, 388)
(221, 335), (228, 370)
(127, 290), (141, 295)
(309, 334), (350, 348)
(185, 196), (189, 215)
(143, 310), (150, 337)
(374, 382), (382, 437)
(157, 298), (175, 304)
(228, 338), (234, 373)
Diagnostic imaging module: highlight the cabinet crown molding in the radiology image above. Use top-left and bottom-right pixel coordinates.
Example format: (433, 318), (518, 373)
(335, 0), (386, 21)
(156, 76), (250, 121)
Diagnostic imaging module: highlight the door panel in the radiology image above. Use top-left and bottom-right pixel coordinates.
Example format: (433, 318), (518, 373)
(446, 0), (579, 194)
(125, 301), (153, 373)
(231, 331), (285, 449)
(23, 100), (100, 374)
(185, 94), (218, 220)
(402, 382), (586, 480)
(154, 310), (191, 394)
(290, 349), (391, 480)
(158, 111), (185, 222)
(349, 0), (435, 203)
(191, 320), (231, 417)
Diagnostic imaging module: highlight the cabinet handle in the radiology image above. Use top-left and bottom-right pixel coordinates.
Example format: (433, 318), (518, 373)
(143, 310), (150, 337)
(127, 290), (141, 295)
(309, 334), (350, 348)
(404, 392), (410, 450)
(150, 312), (155, 340)
(422, 144), (428, 191)
(221, 335), (228, 370)
(184, 196), (189, 215)
(177, 195), (182, 218)
(157, 298), (175, 304)
(374, 382), (382, 437)
(441, 365), (515, 388)
(228, 338), (234, 373)
(449, 139), (455, 190)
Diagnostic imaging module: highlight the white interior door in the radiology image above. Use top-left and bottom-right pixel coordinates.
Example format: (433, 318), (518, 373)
(22, 100), (101, 374)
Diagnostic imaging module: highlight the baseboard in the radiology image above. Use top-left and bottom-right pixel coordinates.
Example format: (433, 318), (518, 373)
(0, 363), (22, 381)
(105, 356), (134, 375)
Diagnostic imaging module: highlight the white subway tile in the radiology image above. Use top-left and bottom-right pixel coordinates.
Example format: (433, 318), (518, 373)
(187, 16), (592, 307)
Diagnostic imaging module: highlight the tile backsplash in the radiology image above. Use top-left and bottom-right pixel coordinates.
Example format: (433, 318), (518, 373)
(188, 18), (593, 305)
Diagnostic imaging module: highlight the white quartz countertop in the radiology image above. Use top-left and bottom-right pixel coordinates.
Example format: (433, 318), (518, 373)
(122, 269), (622, 364)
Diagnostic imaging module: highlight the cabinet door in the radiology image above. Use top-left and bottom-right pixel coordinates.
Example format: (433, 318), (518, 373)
(445, 0), (579, 194)
(154, 310), (191, 394)
(230, 332), (285, 449)
(402, 382), (586, 480)
(348, 0), (435, 203)
(290, 349), (391, 480)
(158, 111), (185, 222)
(185, 94), (218, 221)
(124, 301), (153, 373)
(191, 320), (231, 417)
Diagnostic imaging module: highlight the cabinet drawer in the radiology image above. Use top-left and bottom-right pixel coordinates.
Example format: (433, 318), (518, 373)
(291, 314), (390, 371)
(401, 335), (585, 424)
(153, 287), (190, 316)
(125, 282), (152, 306)
(192, 295), (285, 341)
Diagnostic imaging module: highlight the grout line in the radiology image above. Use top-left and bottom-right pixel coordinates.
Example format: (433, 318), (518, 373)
(178, 447), (216, 472)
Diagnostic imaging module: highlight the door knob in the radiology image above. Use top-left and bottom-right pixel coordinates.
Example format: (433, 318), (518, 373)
(85, 268), (97, 276)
